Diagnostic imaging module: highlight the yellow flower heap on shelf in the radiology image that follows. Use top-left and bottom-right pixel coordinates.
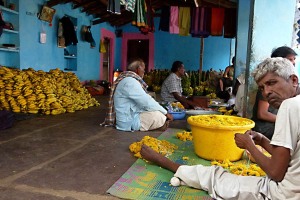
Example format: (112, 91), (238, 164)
(129, 136), (178, 158)
(176, 131), (193, 141)
(189, 115), (253, 126)
(211, 159), (266, 177)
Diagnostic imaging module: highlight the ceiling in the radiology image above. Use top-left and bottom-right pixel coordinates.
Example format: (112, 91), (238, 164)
(46, 0), (237, 27)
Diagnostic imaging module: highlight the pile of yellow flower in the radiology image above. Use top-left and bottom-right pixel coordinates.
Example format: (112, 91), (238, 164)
(171, 102), (185, 109)
(129, 136), (178, 158)
(176, 131), (193, 141)
(189, 115), (253, 126)
(211, 159), (266, 177)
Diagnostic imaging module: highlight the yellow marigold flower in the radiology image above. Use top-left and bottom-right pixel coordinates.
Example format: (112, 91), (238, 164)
(176, 131), (193, 141)
(189, 115), (253, 126)
(211, 159), (266, 177)
(129, 136), (178, 158)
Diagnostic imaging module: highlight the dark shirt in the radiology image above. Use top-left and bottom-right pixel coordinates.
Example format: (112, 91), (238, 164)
(252, 90), (278, 139)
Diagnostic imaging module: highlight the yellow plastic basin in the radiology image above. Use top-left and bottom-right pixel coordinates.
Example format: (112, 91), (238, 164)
(187, 115), (255, 161)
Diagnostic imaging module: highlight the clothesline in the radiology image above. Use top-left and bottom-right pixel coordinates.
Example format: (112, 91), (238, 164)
(159, 6), (236, 38)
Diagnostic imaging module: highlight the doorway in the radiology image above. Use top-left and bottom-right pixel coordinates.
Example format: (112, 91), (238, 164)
(121, 33), (154, 72)
(127, 39), (149, 71)
(102, 38), (110, 81)
(100, 29), (115, 83)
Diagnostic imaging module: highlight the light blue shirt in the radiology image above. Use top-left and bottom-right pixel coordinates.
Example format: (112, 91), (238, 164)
(114, 77), (167, 131)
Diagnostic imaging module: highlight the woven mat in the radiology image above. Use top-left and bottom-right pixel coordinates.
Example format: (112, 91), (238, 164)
(106, 128), (213, 200)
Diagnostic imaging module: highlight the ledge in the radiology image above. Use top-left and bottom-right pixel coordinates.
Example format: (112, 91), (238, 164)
(3, 29), (18, 34)
(0, 47), (19, 52)
(64, 55), (77, 59)
(0, 6), (18, 14)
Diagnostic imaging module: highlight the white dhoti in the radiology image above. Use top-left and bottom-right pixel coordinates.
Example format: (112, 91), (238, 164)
(174, 165), (275, 200)
(139, 111), (167, 131)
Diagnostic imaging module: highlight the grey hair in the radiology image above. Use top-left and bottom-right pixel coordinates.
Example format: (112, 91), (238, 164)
(252, 57), (295, 82)
(127, 59), (144, 72)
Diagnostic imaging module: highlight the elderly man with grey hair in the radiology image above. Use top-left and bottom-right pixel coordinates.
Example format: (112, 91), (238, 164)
(140, 57), (300, 199)
(102, 59), (173, 131)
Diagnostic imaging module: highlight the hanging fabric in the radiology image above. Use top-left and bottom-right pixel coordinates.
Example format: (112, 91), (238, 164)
(84, 26), (96, 48)
(178, 7), (191, 36)
(211, 7), (225, 36)
(107, 0), (121, 14)
(169, 6), (179, 34)
(124, 0), (136, 13)
(159, 6), (170, 32)
(140, 0), (154, 34)
(100, 39), (107, 53)
(132, 0), (146, 27)
(224, 8), (237, 38)
(57, 20), (65, 47)
(60, 16), (78, 46)
(190, 7), (211, 38)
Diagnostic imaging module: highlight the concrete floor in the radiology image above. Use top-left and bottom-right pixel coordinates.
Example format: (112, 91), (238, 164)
(0, 95), (186, 200)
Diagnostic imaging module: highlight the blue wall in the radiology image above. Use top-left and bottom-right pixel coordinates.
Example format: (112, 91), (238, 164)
(121, 18), (234, 72)
(19, 0), (114, 81)
(17, 1), (235, 81)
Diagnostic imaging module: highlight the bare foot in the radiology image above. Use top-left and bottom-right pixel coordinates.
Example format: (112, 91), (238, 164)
(140, 145), (180, 173)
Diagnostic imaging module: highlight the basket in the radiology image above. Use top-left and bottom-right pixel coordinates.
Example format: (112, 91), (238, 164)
(169, 111), (186, 120)
(187, 115), (255, 161)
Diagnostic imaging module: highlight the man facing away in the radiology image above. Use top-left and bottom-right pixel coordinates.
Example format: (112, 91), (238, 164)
(102, 59), (173, 131)
(141, 57), (300, 199)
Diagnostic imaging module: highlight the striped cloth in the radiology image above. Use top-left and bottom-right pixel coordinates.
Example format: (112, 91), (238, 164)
(100, 71), (148, 127)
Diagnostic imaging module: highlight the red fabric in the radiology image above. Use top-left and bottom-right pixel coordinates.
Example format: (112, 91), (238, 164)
(211, 8), (225, 36)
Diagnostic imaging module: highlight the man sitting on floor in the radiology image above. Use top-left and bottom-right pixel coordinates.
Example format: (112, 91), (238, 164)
(140, 57), (300, 199)
(101, 59), (173, 131)
(160, 61), (200, 109)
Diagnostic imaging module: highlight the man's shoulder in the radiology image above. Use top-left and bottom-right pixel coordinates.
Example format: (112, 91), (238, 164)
(280, 95), (300, 109)
(116, 77), (140, 89)
(119, 77), (138, 83)
(287, 95), (300, 101)
(167, 73), (180, 81)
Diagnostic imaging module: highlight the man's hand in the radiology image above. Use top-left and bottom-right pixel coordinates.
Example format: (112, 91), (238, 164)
(166, 113), (174, 121)
(248, 130), (264, 145)
(234, 131), (255, 150)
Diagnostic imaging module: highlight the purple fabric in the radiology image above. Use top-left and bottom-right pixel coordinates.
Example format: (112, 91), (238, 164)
(190, 7), (211, 38)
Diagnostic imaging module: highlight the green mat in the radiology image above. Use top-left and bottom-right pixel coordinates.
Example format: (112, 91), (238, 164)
(106, 128), (213, 200)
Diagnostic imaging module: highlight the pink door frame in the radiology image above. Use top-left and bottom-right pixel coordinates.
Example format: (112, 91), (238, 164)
(121, 33), (154, 72)
(100, 28), (115, 83)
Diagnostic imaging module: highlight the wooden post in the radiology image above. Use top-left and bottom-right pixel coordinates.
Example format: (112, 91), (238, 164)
(199, 38), (204, 84)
